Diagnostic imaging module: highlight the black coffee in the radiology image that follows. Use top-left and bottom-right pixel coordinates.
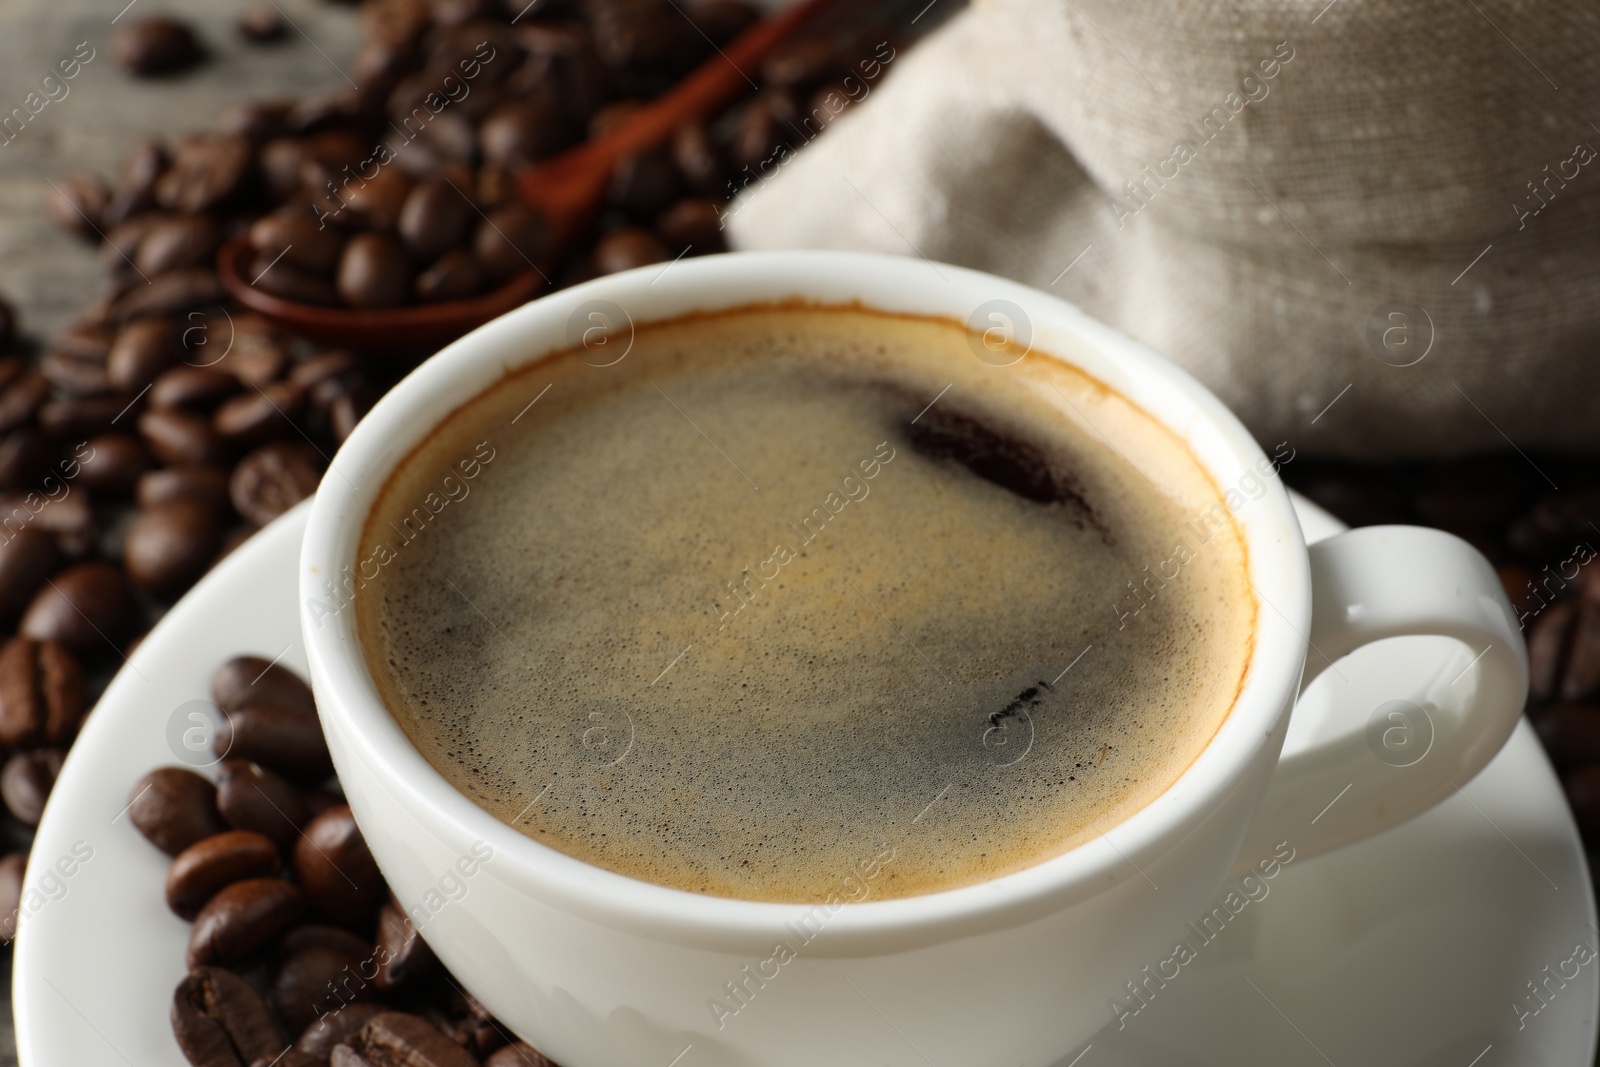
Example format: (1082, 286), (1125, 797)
(355, 305), (1254, 902)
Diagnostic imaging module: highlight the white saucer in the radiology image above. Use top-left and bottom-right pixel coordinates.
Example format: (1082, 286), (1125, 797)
(12, 495), (1597, 1067)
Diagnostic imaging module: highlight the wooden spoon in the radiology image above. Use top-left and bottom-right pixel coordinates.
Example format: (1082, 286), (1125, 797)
(217, 0), (841, 353)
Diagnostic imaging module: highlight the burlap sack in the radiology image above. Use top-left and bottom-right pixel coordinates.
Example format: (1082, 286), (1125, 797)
(727, 0), (1600, 458)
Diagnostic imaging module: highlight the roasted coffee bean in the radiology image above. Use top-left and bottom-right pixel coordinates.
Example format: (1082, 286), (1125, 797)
(594, 227), (669, 274)
(294, 806), (382, 928)
(0, 637), (85, 746)
(172, 966), (287, 1067)
(141, 407), (228, 466)
(111, 268), (227, 322)
(1564, 601), (1600, 701)
(47, 174), (111, 237)
(21, 561), (141, 653)
(476, 164), (516, 209)
(217, 758), (308, 853)
(1531, 601), (1578, 702)
(114, 16), (205, 75)
(731, 94), (788, 171)
(296, 1002), (387, 1057)
(473, 204), (548, 282)
(215, 382), (306, 445)
(373, 899), (437, 991)
(0, 489), (94, 555)
(216, 703), (332, 783)
(259, 137), (310, 201)
(288, 88), (373, 135)
(607, 149), (681, 219)
(341, 168), (414, 232)
(252, 1053), (322, 1067)
(105, 151), (167, 228)
(238, 2), (285, 42)
(485, 1043), (557, 1067)
(139, 465), (233, 515)
(1, 748), (63, 826)
(249, 212), (346, 276)
(217, 100), (294, 142)
(167, 830), (283, 919)
(429, 994), (504, 1059)
(281, 922), (368, 958)
(104, 217), (158, 271)
(39, 393), (140, 438)
(218, 319), (290, 386)
(213, 655), (316, 716)
(189, 876), (308, 968)
(352, 37), (414, 87)
(136, 215), (223, 277)
(250, 254), (341, 306)
(274, 942), (371, 1034)
(156, 135), (253, 214)
(57, 320), (116, 362)
(153, 366), (241, 411)
(40, 350), (112, 396)
(0, 296), (12, 348)
(337, 233), (412, 308)
(130, 767), (227, 856)
(418, 111), (479, 165)
(231, 441), (324, 527)
(479, 99), (568, 168)
(657, 198), (724, 253)
(414, 249), (484, 302)
(0, 853), (23, 943)
(0, 427), (57, 491)
(0, 369), (49, 433)
(77, 432), (154, 495)
(671, 121), (726, 197)
(125, 499), (225, 596)
(397, 179), (473, 262)
(334, 1012), (472, 1067)
(108, 316), (176, 390)
(0, 530), (61, 622)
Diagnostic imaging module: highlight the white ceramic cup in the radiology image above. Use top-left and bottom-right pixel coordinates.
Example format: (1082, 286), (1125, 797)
(300, 251), (1527, 1067)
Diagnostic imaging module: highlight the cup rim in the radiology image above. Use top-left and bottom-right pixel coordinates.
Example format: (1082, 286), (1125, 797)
(301, 250), (1310, 944)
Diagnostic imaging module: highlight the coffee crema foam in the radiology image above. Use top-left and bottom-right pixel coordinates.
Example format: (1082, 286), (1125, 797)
(356, 305), (1254, 903)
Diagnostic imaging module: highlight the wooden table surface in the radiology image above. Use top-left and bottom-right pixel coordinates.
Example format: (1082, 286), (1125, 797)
(0, 0), (363, 345)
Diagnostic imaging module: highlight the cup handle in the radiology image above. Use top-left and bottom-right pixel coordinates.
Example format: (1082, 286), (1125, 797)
(1230, 525), (1529, 874)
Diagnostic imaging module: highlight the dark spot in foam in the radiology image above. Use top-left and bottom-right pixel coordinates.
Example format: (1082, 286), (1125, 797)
(985, 680), (1053, 729)
(904, 406), (1110, 542)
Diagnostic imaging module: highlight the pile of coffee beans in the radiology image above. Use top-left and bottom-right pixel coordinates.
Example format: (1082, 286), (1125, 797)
(127, 654), (558, 1067)
(53, 0), (901, 314)
(0, 0), (903, 954)
(111, 16), (207, 77)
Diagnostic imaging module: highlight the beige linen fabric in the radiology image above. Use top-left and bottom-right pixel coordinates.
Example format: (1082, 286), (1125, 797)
(727, 0), (1600, 457)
